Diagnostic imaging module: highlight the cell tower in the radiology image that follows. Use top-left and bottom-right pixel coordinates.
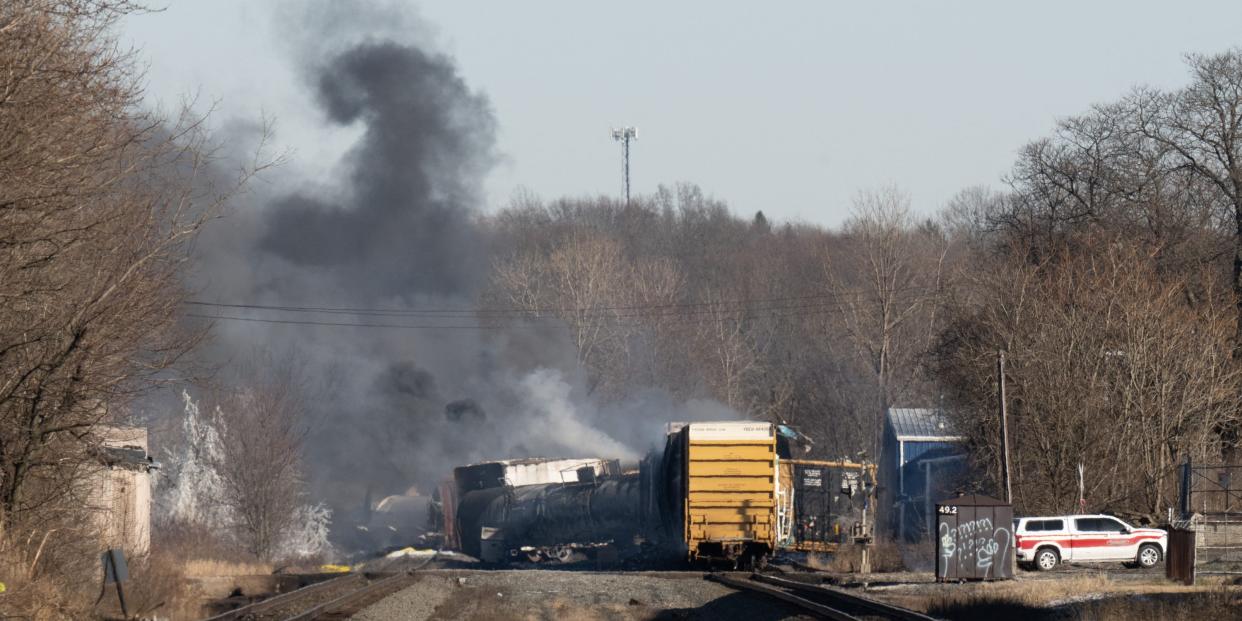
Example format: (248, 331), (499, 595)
(611, 126), (637, 206)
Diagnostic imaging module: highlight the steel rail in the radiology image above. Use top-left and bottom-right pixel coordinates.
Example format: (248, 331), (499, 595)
(283, 571), (417, 621)
(201, 573), (364, 621)
(706, 573), (859, 621)
(751, 573), (939, 621)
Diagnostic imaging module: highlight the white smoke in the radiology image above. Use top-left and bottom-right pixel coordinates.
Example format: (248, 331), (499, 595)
(510, 369), (640, 462)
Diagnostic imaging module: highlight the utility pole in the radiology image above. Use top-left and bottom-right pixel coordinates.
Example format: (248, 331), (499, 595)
(611, 126), (637, 206)
(998, 350), (1013, 504)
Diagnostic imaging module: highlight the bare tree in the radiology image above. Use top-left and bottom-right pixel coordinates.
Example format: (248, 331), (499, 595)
(0, 0), (263, 528)
(491, 229), (629, 390)
(0, 2), (265, 616)
(491, 221), (686, 397)
(208, 360), (311, 561)
(1135, 50), (1242, 353)
(935, 239), (1240, 515)
(826, 186), (949, 453)
(689, 290), (766, 411)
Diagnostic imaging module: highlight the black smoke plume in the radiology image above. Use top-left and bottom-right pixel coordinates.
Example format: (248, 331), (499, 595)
(259, 41), (493, 298)
(184, 5), (737, 551)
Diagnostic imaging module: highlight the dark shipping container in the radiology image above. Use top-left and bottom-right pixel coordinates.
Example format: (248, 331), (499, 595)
(935, 494), (1014, 581)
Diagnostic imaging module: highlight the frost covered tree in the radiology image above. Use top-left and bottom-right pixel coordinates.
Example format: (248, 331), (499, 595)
(158, 391), (231, 529)
(157, 390), (332, 560)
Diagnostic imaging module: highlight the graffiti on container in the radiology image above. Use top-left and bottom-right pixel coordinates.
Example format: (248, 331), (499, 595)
(938, 516), (1011, 578)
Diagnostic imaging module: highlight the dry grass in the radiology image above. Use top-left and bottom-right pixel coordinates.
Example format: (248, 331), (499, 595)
(921, 575), (1108, 613)
(181, 558), (274, 578)
(927, 589), (1242, 621)
(114, 553), (276, 620)
(154, 518), (276, 576)
(0, 570), (84, 621)
(1068, 589), (1242, 621)
(134, 520), (281, 619)
(94, 551), (192, 621)
(0, 519), (104, 621)
(805, 541), (913, 573)
(918, 575), (1242, 621)
(803, 550), (849, 572)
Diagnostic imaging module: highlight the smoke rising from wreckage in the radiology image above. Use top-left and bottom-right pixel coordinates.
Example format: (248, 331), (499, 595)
(184, 3), (738, 552)
(394, 422), (878, 568)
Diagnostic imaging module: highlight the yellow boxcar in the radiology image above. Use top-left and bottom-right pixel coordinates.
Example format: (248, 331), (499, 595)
(679, 421), (777, 562)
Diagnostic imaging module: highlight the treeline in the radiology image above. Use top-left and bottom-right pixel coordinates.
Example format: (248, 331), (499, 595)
(484, 184), (947, 460)
(485, 49), (1242, 520)
(938, 49), (1242, 516)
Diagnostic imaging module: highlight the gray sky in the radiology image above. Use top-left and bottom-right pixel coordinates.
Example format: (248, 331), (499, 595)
(121, 1), (1242, 226)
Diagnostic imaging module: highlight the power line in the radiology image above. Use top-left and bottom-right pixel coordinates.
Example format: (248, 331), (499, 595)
(184, 313), (539, 330)
(185, 304), (838, 331)
(185, 309), (831, 331)
(184, 287), (947, 332)
(184, 297), (842, 321)
(183, 283), (944, 318)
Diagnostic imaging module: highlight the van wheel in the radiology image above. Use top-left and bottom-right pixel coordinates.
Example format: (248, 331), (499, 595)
(1035, 547), (1059, 571)
(1137, 544), (1162, 569)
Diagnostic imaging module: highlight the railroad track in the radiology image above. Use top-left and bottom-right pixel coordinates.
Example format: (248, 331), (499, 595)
(202, 571), (418, 621)
(708, 572), (938, 621)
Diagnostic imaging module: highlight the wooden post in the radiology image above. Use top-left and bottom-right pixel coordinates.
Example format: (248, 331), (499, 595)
(998, 351), (1012, 504)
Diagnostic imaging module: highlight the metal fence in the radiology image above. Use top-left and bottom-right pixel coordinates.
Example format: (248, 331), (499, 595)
(1182, 461), (1242, 514)
(1172, 461), (1242, 582)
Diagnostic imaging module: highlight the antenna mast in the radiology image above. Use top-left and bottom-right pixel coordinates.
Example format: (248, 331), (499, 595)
(611, 126), (637, 206)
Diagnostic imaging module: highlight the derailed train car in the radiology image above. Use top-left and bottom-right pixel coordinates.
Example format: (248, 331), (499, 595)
(436, 457), (621, 559)
(461, 474), (642, 562)
(658, 421), (779, 563)
(777, 459), (875, 553)
(437, 421), (873, 566)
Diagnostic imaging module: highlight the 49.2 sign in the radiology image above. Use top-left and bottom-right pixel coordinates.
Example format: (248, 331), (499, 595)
(938, 505), (958, 515)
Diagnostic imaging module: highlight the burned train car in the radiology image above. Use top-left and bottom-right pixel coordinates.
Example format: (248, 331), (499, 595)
(438, 457), (625, 561)
(461, 474), (642, 562)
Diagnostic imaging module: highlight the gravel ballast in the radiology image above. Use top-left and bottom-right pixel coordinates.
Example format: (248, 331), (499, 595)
(350, 569), (817, 621)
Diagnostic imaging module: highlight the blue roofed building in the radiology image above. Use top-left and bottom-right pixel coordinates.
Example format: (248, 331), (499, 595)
(880, 407), (967, 540)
